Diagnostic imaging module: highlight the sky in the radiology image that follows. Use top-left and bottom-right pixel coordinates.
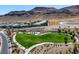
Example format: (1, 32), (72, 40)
(0, 5), (72, 15)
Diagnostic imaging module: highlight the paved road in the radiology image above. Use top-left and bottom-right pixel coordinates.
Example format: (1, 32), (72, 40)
(0, 31), (9, 54)
(12, 26), (59, 32)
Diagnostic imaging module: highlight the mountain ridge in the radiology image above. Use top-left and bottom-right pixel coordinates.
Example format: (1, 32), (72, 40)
(4, 5), (79, 16)
(0, 5), (79, 23)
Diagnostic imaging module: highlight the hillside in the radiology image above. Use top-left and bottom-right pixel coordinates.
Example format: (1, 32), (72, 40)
(0, 5), (79, 23)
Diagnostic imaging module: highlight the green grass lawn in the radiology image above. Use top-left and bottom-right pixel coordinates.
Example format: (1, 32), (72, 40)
(16, 32), (72, 48)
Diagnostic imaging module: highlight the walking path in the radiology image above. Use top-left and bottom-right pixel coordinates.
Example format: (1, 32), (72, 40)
(13, 33), (26, 50)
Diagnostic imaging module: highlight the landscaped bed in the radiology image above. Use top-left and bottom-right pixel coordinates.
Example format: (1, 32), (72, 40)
(16, 32), (72, 48)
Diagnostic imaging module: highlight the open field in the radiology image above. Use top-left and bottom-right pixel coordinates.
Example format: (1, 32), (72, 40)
(16, 32), (72, 48)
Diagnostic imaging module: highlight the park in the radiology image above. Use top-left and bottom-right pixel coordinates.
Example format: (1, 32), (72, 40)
(16, 32), (72, 48)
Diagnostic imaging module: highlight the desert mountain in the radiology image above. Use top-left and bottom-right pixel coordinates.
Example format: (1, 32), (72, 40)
(61, 5), (79, 14)
(4, 6), (75, 16)
(0, 5), (79, 23)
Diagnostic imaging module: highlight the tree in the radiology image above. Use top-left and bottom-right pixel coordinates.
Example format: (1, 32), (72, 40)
(73, 44), (79, 54)
(74, 27), (79, 33)
(68, 26), (70, 31)
(58, 26), (62, 34)
(67, 26), (72, 34)
(71, 32), (76, 43)
(64, 35), (68, 45)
